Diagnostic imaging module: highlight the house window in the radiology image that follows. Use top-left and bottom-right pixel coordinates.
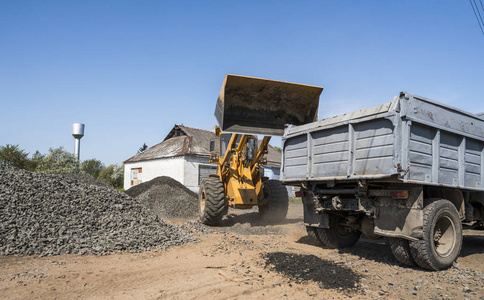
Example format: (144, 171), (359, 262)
(131, 168), (142, 186)
(198, 165), (217, 185)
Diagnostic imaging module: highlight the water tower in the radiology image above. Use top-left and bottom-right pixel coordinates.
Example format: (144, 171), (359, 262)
(72, 123), (85, 160)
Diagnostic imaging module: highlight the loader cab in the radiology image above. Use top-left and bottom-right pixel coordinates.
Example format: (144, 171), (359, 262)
(218, 133), (258, 162)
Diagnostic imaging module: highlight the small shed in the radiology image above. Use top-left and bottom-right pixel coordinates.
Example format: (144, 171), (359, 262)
(123, 124), (283, 193)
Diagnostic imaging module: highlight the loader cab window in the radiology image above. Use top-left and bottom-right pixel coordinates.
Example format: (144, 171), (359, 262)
(246, 137), (257, 161)
(220, 134), (233, 158)
(220, 133), (258, 160)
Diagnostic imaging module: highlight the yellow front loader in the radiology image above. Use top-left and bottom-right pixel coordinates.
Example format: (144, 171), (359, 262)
(199, 75), (323, 225)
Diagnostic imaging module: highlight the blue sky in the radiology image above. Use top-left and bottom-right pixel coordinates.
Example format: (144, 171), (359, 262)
(1, 1), (483, 165)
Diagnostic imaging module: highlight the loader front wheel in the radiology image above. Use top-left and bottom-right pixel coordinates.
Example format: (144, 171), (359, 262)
(259, 180), (289, 223)
(199, 177), (226, 226)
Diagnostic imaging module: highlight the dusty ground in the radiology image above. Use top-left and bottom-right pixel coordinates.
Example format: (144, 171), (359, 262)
(1, 203), (483, 300)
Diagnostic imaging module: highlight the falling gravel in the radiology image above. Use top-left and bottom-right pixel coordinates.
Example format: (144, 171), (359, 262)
(125, 176), (199, 219)
(0, 166), (195, 257)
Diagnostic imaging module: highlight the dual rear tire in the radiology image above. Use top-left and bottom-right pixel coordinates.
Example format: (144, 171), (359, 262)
(307, 214), (361, 249)
(389, 200), (462, 270)
(409, 200), (462, 270)
(306, 200), (462, 271)
(389, 238), (417, 267)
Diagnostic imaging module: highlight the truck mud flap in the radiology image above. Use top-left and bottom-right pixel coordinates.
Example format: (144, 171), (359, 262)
(304, 203), (329, 228)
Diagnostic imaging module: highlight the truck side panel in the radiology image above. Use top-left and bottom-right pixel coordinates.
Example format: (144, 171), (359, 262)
(284, 134), (309, 179)
(311, 126), (350, 178)
(407, 123), (484, 189)
(283, 93), (484, 191)
(283, 118), (398, 181)
(353, 119), (394, 176)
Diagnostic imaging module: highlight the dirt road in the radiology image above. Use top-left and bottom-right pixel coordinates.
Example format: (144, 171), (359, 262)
(1, 204), (483, 299)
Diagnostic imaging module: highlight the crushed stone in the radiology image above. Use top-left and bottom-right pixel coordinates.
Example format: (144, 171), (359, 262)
(125, 176), (199, 218)
(0, 166), (195, 257)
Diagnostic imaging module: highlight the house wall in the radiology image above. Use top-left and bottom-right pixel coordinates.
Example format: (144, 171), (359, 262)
(124, 156), (288, 196)
(124, 156), (185, 190)
(184, 156), (217, 193)
(262, 166), (280, 179)
(124, 155), (217, 193)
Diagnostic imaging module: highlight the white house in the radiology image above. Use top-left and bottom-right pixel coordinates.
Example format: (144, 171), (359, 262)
(123, 124), (283, 193)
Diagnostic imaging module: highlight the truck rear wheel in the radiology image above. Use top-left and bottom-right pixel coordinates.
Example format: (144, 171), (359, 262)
(199, 177), (226, 226)
(389, 238), (417, 267)
(259, 180), (289, 223)
(409, 200), (462, 270)
(316, 214), (360, 248)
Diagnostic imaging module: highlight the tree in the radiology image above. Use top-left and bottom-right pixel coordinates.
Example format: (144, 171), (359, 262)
(0, 144), (29, 169)
(138, 143), (148, 154)
(81, 159), (104, 178)
(24, 151), (44, 171)
(274, 146), (282, 153)
(112, 164), (124, 189)
(98, 164), (124, 189)
(36, 147), (80, 174)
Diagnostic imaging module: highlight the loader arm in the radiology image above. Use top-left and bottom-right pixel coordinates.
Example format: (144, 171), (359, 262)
(251, 136), (271, 178)
(219, 133), (238, 168)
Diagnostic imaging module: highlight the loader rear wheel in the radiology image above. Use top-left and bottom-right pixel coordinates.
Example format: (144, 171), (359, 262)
(409, 200), (462, 270)
(316, 214), (360, 249)
(389, 238), (417, 267)
(259, 180), (289, 223)
(199, 177), (226, 226)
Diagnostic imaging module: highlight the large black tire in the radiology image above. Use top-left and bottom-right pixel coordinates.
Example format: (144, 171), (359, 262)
(199, 177), (226, 226)
(409, 200), (463, 271)
(258, 180), (289, 223)
(389, 238), (417, 267)
(306, 226), (323, 246)
(316, 214), (360, 249)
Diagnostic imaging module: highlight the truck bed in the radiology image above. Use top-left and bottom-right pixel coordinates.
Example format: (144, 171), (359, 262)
(281, 92), (484, 191)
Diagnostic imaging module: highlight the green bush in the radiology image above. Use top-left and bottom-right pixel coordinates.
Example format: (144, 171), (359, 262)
(36, 147), (80, 174)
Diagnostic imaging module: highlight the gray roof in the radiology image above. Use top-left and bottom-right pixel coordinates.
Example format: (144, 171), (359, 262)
(265, 144), (282, 168)
(124, 124), (281, 167)
(164, 125), (216, 154)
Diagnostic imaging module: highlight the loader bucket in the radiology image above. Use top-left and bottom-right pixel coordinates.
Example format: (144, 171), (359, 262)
(215, 74), (323, 136)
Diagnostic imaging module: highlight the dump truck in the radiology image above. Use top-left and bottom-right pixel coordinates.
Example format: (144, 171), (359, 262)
(212, 75), (484, 271)
(198, 75), (322, 225)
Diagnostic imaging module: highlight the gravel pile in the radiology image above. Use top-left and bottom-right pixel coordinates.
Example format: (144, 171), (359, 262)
(62, 173), (112, 189)
(125, 176), (199, 218)
(182, 220), (216, 234)
(0, 166), (195, 256)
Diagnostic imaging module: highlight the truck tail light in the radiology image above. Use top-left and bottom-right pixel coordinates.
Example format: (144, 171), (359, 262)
(392, 190), (408, 199)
